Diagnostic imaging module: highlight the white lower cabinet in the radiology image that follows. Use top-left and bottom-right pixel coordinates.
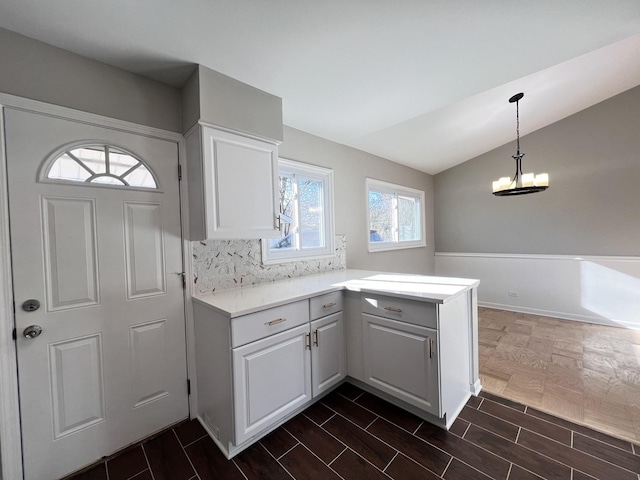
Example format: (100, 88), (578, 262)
(233, 323), (311, 444)
(362, 313), (440, 416)
(311, 312), (345, 396)
(358, 292), (472, 429)
(194, 292), (345, 458)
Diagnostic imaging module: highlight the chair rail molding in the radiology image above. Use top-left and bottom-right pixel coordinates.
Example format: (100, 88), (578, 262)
(435, 252), (640, 329)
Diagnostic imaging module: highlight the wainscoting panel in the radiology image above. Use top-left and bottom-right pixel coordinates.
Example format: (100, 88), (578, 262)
(435, 253), (640, 329)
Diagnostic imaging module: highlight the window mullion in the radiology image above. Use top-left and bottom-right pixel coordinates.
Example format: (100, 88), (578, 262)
(293, 175), (301, 251)
(392, 193), (399, 243)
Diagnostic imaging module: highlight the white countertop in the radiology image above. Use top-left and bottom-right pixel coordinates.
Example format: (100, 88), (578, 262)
(192, 269), (479, 317)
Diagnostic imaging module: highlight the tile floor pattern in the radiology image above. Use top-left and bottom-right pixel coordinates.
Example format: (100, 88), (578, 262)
(478, 307), (640, 442)
(66, 383), (640, 480)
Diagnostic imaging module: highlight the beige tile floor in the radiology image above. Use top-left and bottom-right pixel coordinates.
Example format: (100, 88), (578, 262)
(478, 307), (640, 443)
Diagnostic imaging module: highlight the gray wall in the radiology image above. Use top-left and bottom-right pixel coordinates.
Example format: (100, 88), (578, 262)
(0, 28), (182, 132)
(280, 126), (435, 273)
(434, 85), (640, 256)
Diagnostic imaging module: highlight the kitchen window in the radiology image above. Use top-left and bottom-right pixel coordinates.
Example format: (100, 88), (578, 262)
(367, 178), (425, 252)
(261, 159), (334, 264)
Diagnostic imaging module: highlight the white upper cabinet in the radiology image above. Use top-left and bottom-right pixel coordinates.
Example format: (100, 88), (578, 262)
(186, 125), (280, 240)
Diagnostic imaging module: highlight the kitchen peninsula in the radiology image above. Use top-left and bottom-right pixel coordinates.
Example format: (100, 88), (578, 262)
(192, 270), (480, 459)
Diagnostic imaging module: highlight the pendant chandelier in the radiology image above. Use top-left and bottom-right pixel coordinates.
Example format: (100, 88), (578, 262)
(492, 92), (548, 196)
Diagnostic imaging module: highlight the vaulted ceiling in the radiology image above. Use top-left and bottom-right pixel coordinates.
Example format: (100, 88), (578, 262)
(1, 0), (639, 173)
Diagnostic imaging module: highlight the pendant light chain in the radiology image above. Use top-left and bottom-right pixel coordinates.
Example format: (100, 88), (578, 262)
(515, 99), (520, 155)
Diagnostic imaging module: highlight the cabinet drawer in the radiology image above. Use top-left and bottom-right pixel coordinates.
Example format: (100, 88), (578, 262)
(309, 291), (343, 320)
(361, 293), (437, 329)
(231, 300), (309, 348)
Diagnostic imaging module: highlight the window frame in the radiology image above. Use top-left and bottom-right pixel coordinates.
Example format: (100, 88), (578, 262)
(261, 158), (335, 264)
(39, 142), (160, 191)
(366, 177), (426, 253)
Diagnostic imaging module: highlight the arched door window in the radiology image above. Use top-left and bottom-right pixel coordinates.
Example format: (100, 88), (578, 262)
(44, 144), (158, 189)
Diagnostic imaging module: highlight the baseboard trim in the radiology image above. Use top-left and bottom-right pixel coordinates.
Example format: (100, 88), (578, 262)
(479, 301), (640, 329)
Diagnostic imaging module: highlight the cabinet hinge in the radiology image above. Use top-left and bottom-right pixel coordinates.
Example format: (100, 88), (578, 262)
(178, 164), (182, 181)
(187, 379), (191, 395)
(181, 272), (186, 289)
(12, 328), (17, 341)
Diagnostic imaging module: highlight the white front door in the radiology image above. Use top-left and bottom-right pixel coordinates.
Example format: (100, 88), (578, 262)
(5, 109), (189, 480)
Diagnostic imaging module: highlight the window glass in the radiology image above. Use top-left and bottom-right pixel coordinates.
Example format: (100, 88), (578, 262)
(298, 177), (324, 249)
(262, 159), (334, 263)
(367, 178), (425, 252)
(45, 144), (158, 189)
(48, 153), (92, 182)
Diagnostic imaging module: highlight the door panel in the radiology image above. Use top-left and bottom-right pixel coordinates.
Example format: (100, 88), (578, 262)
(123, 201), (166, 298)
(49, 334), (105, 438)
(5, 108), (188, 480)
(42, 196), (100, 310)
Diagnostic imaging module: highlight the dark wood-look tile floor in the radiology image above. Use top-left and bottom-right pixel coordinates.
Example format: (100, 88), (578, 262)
(65, 382), (640, 480)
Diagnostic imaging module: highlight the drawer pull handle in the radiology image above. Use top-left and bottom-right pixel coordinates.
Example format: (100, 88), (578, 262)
(306, 332), (311, 350)
(313, 329), (319, 347)
(323, 302), (337, 309)
(384, 306), (402, 313)
(266, 318), (286, 326)
(429, 338), (434, 359)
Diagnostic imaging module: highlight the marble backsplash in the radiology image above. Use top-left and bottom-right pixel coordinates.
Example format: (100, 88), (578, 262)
(191, 235), (346, 294)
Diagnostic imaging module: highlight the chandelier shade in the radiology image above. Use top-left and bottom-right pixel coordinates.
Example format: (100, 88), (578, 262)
(492, 92), (548, 196)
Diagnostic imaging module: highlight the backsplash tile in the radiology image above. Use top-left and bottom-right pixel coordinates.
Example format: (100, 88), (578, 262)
(192, 235), (346, 294)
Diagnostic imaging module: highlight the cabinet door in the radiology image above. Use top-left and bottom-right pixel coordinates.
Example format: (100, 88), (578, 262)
(311, 312), (346, 396)
(202, 126), (279, 239)
(362, 313), (440, 416)
(233, 324), (311, 445)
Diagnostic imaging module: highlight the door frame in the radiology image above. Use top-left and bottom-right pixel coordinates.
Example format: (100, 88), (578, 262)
(0, 92), (197, 480)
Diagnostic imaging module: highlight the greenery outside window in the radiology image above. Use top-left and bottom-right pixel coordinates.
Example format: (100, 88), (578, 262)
(367, 178), (425, 252)
(262, 159), (334, 264)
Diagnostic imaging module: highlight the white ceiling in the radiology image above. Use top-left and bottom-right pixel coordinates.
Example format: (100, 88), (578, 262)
(1, 0), (639, 174)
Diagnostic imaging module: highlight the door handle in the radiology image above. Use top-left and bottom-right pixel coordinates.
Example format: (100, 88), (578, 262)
(23, 325), (43, 339)
(22, 299), (40, 312)
(305, 332), (311, 350)
(313, 329), (319, 347)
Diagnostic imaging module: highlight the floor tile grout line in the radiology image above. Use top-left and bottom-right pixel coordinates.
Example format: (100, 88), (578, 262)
(140, 444), (156, 480)
(477, 396), (585, 446)
(283, 421), (349, 462)
(461, 421), (471, 439)
(359, 416), (457, 477)
(510, 424), (640, 477)
(440, 456), (453, 478)
(466, 421), (584, 475)
(258, 441), (296, 480)
(296, 441), (349, 480)
(323, 393), (425, 437)
(327, 447), (348, 467)
(382, 451), (398, 473)
(303, 410), (336, 427)
(505, 462), (513, 479)
(231, 458), (249, 480)
(127, 470), (153, 480)
(172, 428), (200, 480)
(178, 432), (209, 449)
(412, 421), (424, 435)
(515, 426), (521, 443)
(517, 424), (640, 475)
(339, 444), (396, 479)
